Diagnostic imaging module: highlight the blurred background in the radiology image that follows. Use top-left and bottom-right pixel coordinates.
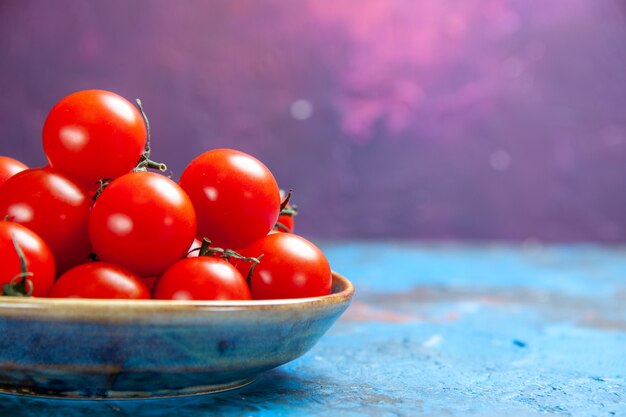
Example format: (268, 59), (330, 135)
(1, 0), (626, 242)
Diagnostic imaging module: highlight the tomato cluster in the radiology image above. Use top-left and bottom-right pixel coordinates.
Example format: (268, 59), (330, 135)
(0, 90), (331, 301)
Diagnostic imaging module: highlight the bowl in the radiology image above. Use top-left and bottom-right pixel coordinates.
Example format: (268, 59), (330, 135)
(0, 272), (353, 399)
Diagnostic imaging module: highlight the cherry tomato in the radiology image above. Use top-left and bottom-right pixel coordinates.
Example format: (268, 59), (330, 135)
(237, 233), (331, 299)
(0, 156), (28, 187)
(89, 171), (197, 277)
(0, 168), (92, 273)
(179, 149), (280, 250)
(141, 276), (158, 293)
(153, 257), (251, 300)
(49, 262), (149, 299)
(0, 221), (55, 296)
(42, 90), (146, 187)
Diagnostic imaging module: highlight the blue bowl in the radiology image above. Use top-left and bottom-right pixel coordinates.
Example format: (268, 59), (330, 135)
(0, 272), (353, 399)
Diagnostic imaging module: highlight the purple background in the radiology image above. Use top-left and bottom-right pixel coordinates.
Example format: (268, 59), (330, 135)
(2, 0), (626, 242)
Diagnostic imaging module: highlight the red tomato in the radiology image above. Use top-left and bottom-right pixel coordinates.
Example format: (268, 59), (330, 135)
(153, 257), (251, 300)
(89, 171), (197, 277)
(42, 90), (146, 187)
(237, 233), (331, 299)
(49, 262), (149, 299)
(0, 168), (91, 273)
(141, 276), (158, 293)
(179, 149), (280, 250)
(0, 221), (55, 296)
(0, 156), (28, 187)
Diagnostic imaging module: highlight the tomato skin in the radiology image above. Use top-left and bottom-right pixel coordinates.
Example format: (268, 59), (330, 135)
(153, 257), (251, 300)
(0, 156), (28, 187)
(42, 90), (146, 187)
(0, 221), (55, 296)
(89, 171), (197, 277)
(141, 276), (158, 293)
(49, 262), (149, 299)
(179, 149), (281, 250)
(0, 168), (92, 273)
(237, 233), (331, 299)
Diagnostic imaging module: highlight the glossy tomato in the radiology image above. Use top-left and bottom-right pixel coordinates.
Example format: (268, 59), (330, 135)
(89, 171), (197, 277)
(141, 276), (158, 293)
(153, 257), (251, 300)
(49, 262), (149, 299)
(42, 90), (146, 187)
(0, 168), (92, 273)
(0, 156), (28, 187)
(237, 233), (331, 299)
(179, 149), (280, 250)
(0, 221), (55, 296)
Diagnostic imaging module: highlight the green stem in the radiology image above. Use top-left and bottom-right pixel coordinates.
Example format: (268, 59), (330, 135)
(274, 222), (290, 232)
(13, 235), (27, 275)
(134, 98), (168, 173)
(91, 178), (112, 201)
(136, 98), (151, 158)
(196, 237), (263, 265)
(2, 234), (33, 297)
(199, 238), (213, 257)
(136, 159), (167, 172)
(246, 254), (264, 287)
(279, 204), (298, 217)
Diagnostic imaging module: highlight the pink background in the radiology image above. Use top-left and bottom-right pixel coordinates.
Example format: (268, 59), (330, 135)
(2, 0), (626, 241)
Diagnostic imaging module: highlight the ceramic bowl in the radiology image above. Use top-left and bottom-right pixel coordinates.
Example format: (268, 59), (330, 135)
(0, 272), (353, 399)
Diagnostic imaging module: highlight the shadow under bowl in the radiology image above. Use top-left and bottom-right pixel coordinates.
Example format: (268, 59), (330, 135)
(0, 272), (354, 399)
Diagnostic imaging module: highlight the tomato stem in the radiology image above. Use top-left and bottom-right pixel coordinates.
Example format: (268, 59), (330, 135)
(91, 178), (112, 201)
(2, 234), (33, 297)
(135, 98), (152, 157)
(137, 159), (167, 172)
(280, 205), (298, 217)
(274, 222), (290, 232)
(198, 237), (212, 256)
(197, 237), (263, 265)
(245, 253), (264, 287)
(134, 98), (168, 173)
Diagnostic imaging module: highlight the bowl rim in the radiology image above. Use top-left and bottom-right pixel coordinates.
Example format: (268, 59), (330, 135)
(0, 272), (354, 320)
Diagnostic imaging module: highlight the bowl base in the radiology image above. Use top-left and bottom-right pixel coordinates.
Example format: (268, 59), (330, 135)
(0, 378), (255, 400)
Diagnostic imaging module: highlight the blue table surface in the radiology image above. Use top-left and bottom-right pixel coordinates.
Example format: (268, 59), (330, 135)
(1, 241), (625, 417)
